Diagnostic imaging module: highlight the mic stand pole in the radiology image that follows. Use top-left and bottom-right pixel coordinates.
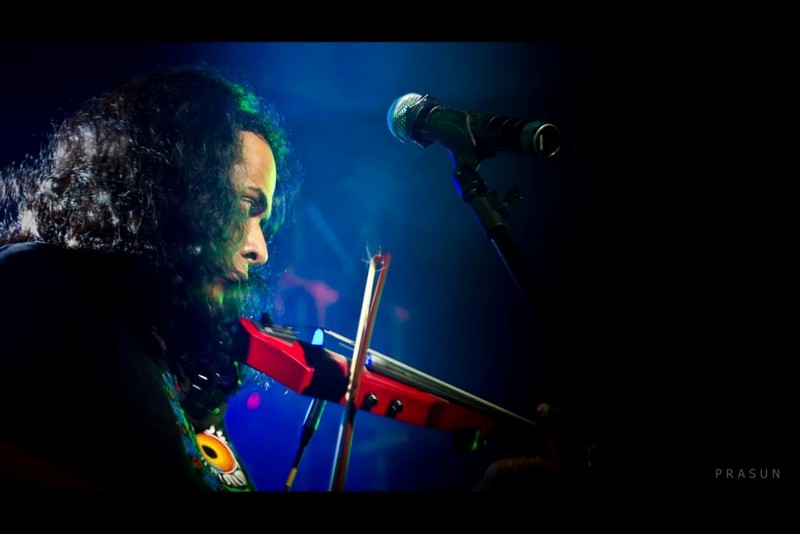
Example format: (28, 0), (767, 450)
(448, 150), (563, 345)
(449, 148), (586, 472)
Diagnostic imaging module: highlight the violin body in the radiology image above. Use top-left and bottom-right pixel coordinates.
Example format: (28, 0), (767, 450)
(238, 317), (540, 451)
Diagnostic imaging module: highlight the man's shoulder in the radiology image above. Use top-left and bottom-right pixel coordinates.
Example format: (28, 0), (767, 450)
(0, 241), (64, 265)
(0, 242), (80, 291)
(0, 242), (96, 318)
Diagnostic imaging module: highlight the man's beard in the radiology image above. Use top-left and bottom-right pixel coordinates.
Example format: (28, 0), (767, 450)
(217, 280), (248, 322)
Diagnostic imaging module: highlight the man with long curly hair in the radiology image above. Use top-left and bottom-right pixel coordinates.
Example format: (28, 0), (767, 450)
(0, 67), (300, 490)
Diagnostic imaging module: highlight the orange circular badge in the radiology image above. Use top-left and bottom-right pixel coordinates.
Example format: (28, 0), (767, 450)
(196, 432), (237, 473)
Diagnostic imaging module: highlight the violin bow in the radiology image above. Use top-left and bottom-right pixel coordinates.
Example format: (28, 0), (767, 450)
(329, 251), (391, 491)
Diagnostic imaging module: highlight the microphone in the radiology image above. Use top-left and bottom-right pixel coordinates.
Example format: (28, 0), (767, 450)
(387, 93), (561, 157)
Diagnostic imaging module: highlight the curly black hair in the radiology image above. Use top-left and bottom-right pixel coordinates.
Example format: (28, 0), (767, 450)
(0, 67), (302, 422)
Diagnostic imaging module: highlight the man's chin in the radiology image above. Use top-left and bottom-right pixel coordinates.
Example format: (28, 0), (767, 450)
(206, 282), (246, 321)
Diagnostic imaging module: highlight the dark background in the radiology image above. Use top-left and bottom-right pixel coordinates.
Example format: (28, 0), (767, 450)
(0, 39), (790, 494)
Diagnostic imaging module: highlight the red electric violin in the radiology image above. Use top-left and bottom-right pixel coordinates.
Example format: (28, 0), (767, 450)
(236, 251), (544, 490)
(238, 317), (540, 448)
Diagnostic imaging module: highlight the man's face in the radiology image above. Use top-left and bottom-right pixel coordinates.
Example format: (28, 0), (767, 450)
(205, 130), (277, 309)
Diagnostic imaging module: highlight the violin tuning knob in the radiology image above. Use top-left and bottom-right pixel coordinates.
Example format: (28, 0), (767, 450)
(387, 399), (403, 417)
(362, 392), (379, 410)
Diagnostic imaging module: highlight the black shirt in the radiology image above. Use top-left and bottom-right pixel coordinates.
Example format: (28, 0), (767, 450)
(0, 242), (254, 490)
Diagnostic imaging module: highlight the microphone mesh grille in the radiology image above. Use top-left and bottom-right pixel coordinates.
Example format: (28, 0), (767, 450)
(386, 93), (424, 145)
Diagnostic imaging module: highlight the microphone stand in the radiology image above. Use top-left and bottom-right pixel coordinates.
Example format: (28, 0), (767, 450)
(443, 140), (598, 478)
(447, 147), (564, 345)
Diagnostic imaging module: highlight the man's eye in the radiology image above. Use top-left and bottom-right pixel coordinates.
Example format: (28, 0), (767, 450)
(241, 197), (260, 217)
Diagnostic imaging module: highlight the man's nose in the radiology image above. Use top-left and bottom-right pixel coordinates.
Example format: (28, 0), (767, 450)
(241, 220), (268, 265)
